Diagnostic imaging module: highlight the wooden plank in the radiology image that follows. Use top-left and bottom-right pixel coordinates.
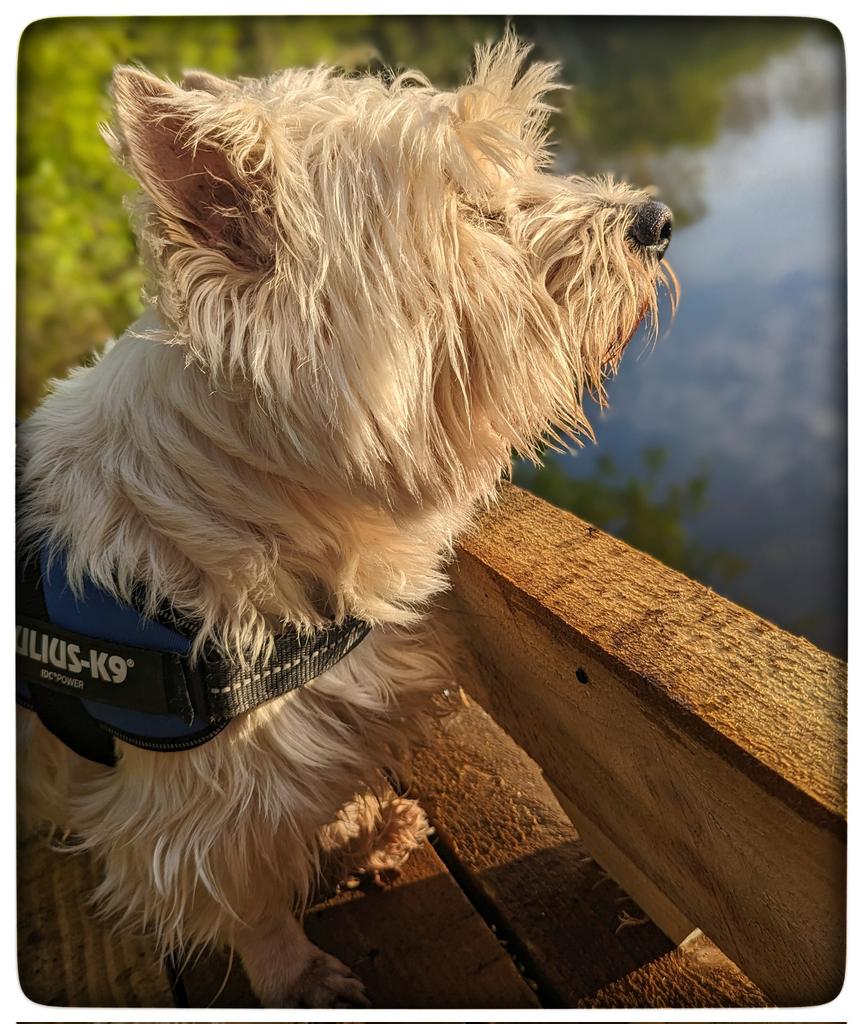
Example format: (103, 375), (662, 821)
(17, 830), (175, 1007)
(412, 696), (768, 1007)
(582, 930), (768, 1008)
(179, 830), (538, 1008)
(444, 483), (846, 1006)
(20, 825), (536, 1010)
(304, 834), (539, 1008)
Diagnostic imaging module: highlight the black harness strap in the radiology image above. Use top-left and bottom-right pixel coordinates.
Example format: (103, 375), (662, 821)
(124, 585), (372, 723)
(27, 686), (117, 767)
(198, 621), (371, 720)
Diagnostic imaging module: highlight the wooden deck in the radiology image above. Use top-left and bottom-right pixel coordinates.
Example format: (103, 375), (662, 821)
(17, 697), (769, 1009)
(17, 485), (846, 1009)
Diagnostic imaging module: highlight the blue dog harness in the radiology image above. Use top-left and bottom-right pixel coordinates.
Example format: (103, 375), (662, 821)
(16, 546), (371, 766)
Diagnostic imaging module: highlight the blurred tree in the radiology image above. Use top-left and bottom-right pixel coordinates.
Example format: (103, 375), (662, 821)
(523, 17), (811, 223)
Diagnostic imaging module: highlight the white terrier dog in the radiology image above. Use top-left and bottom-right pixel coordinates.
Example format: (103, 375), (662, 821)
(17, 35), (673, 1007)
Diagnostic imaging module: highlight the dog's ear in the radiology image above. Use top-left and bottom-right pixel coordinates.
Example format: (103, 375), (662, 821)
(181, 69), (234, 95)
(452, 34), (561, 187)
(104, 66), (271, 269)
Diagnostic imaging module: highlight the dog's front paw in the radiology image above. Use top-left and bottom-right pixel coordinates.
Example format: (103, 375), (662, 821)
(290, 951), (370, 1008)
(326, 794), (433, 892)
(364, 796), (432, 875)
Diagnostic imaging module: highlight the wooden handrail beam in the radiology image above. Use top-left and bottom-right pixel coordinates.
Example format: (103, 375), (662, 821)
(445, 483), (846, 1006)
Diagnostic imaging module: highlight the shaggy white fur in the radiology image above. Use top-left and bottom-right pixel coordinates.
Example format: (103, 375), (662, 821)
(17, 34), (674, 1006)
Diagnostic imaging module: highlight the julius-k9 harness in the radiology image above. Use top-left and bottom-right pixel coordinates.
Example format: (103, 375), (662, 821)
(16, 546), (371, 767)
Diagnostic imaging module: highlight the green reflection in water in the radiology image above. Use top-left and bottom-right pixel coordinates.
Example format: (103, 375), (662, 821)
(514, 448), (746, 587)
(526, 17), (826, 225)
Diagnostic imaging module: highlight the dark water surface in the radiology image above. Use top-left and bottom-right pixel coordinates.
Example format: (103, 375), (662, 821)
(516, 19), (846, 656)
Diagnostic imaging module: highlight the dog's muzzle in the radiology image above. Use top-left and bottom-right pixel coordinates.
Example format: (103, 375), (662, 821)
(628, 200), (673, 261)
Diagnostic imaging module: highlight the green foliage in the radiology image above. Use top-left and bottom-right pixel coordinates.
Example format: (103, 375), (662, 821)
(514, 449), (745, 586)
(542, 18), (804, 153)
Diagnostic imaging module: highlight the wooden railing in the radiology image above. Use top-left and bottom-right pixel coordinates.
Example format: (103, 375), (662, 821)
(441, 484), (846, 1007)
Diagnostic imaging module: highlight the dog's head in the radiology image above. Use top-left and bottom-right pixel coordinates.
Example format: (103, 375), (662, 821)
(106, 35), (675, 508)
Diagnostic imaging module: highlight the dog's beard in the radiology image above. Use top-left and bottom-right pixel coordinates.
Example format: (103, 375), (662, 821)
(543, 230), (677, 410)
(506, 175), (677, 413)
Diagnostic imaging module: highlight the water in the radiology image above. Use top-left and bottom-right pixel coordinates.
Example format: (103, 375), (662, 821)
(514, 20), (846, 656)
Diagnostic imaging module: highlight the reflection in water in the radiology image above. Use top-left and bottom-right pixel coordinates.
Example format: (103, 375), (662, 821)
(515, 20), (846, 655)
(532, 17), (811, 224)
(514, 448), (745, 586)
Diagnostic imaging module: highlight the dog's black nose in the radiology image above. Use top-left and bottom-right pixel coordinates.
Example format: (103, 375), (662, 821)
(629, 200), (673, 260)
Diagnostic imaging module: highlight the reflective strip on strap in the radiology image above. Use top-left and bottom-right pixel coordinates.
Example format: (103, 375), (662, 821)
(199, 620), (371, 719)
